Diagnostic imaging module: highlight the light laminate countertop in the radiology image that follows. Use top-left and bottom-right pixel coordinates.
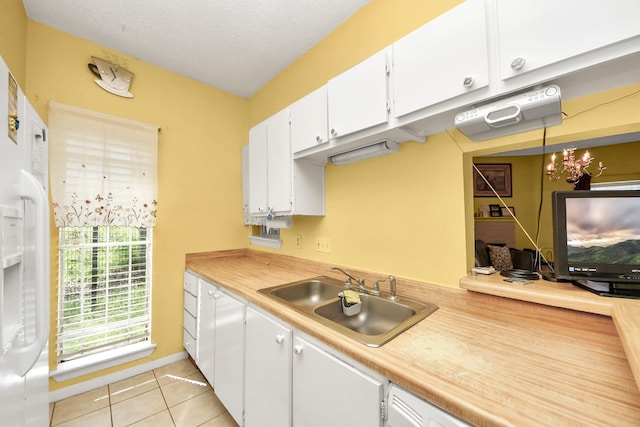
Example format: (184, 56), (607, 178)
(186, 249), (640, 427)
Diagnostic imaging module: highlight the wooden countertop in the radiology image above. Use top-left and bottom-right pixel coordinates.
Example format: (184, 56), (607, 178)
(186, 250), (640, 427)
(459, 272), (640, 393)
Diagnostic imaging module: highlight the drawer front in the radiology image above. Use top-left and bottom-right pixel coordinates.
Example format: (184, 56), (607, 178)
(183, 309), (197, 338)
(184, 271), (198, 295)
(184, 290), (197, 317)
(183, 328), (196, 358)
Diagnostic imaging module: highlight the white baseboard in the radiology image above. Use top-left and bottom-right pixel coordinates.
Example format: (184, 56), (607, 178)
(49, 351), (188, 403)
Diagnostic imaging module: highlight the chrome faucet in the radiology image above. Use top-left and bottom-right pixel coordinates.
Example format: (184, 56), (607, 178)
(331, 266), (365, 289)
(372, 279), (384, 296)
(388, 275), (398, 301)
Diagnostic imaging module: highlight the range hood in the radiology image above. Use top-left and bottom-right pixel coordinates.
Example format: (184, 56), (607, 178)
(454, 85), (562, 141)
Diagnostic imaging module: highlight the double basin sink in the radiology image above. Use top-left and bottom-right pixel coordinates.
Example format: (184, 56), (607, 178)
(258, 276), (438, 347)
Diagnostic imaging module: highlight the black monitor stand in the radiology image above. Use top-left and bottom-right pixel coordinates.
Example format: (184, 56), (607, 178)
(573, 280), (640, 299)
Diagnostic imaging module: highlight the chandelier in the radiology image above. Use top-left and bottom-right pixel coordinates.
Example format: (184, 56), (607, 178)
(546, 148), (606, 183)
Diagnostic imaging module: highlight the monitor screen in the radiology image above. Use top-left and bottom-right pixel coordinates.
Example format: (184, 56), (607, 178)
(552, 190), (640, 297)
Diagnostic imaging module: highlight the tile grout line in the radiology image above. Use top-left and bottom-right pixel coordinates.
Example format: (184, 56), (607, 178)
(153, 366), (178, 426)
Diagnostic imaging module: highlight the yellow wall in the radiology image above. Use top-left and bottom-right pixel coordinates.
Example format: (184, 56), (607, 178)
(0, 0), (28, 86)
(22, 21), (249, 390)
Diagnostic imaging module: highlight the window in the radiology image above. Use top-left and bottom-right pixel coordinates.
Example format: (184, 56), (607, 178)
(57, 226), (152, 363)
(48, 101), (158, 377)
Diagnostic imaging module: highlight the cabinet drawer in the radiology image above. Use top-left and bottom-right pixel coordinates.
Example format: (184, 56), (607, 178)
(184, 290), (197, 317)
(183, 328), (196, 358)
(184, 271), (198, 295)
(183, 309), (197, 338)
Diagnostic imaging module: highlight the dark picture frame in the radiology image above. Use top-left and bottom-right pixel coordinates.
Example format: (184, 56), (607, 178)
(489, 204), (502, 217)
(473, 163), (512, 197)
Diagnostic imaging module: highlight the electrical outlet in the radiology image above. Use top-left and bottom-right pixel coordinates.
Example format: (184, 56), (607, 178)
(323, 237), (331, 253)
(295, 234), (302, 249)
(315, 237), (331, 253)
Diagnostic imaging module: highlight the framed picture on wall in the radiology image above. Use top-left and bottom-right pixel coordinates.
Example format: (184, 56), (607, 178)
(489, 204), (502, 217)
(473, 163), (512, 197)
(500, 206), (516, 217)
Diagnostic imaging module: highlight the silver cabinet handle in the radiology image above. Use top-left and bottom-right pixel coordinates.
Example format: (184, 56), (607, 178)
(510, 56), (526, 71)
(293, 344), (303, 355)
(463, 76), (474, 88)
(315, 135), (321, 142)
(330, 128), (337, 136)
(275, 334), (285, 344)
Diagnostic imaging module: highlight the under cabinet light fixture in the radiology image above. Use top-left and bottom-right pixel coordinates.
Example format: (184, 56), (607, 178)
(328, 140), (399, 165)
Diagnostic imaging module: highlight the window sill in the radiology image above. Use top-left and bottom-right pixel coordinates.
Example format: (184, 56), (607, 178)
(249, 235), (282, 249)
(50, 341), (157, 382)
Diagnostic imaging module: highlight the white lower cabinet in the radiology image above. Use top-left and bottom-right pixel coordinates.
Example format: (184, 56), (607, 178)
(196, 279), (216, 386)
(244, 306), (386, 427)
(292, 335), (386, 427)
(245, 307), (292, 427)
(189, 281), (465, 427)
(182, 272), (199, 359)
(213, 289), (246, 426)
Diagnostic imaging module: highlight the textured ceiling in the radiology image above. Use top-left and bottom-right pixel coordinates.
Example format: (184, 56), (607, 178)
(23, 0), (370, 98)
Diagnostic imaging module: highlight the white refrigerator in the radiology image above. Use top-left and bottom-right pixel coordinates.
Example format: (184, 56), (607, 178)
(0, 54), (50, 426)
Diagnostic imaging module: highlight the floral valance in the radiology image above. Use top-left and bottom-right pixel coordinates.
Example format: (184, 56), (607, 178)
(49, 101), (158, 228)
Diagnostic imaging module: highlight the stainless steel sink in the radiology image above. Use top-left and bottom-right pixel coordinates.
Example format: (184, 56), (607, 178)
(258, 276), (438, 347)
(259, 277), (344, 306)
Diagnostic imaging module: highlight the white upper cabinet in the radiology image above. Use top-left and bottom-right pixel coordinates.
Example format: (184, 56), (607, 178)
(266, 108), (293, 213)
(247, 109), (325, 217)
(392, 0), (489, 117)
(496, 0), (640, 83)
(327, 49), (390, 139)
(248, 109), (293, 216)
(248, 121), (268, 215)
(290, 85), (329, 154)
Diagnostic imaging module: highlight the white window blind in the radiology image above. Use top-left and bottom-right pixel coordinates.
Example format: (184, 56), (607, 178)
(49, 102), (157, 364)
(57, 226), (152, 362)
(49, 101), (158, 228)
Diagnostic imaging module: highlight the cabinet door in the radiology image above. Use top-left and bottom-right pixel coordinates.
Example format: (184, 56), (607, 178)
(392, 0), (489, 117)
(245, 307), (292, 427)
(292, 336), (384, 427)
(196, 279), (217, 386)
(328, 49), (389, 139)
(497, 0), (640, 81)
(290, 85), (328, 154)
(267, 108), (292, 214)
(213, 290), (245, 425)
(248, 121), (268, 215)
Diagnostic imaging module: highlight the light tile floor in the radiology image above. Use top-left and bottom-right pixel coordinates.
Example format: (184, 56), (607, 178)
(49, 358), (239, 427)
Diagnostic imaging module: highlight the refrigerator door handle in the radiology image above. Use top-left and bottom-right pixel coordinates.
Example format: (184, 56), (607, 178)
(8, 170), (50, 377)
